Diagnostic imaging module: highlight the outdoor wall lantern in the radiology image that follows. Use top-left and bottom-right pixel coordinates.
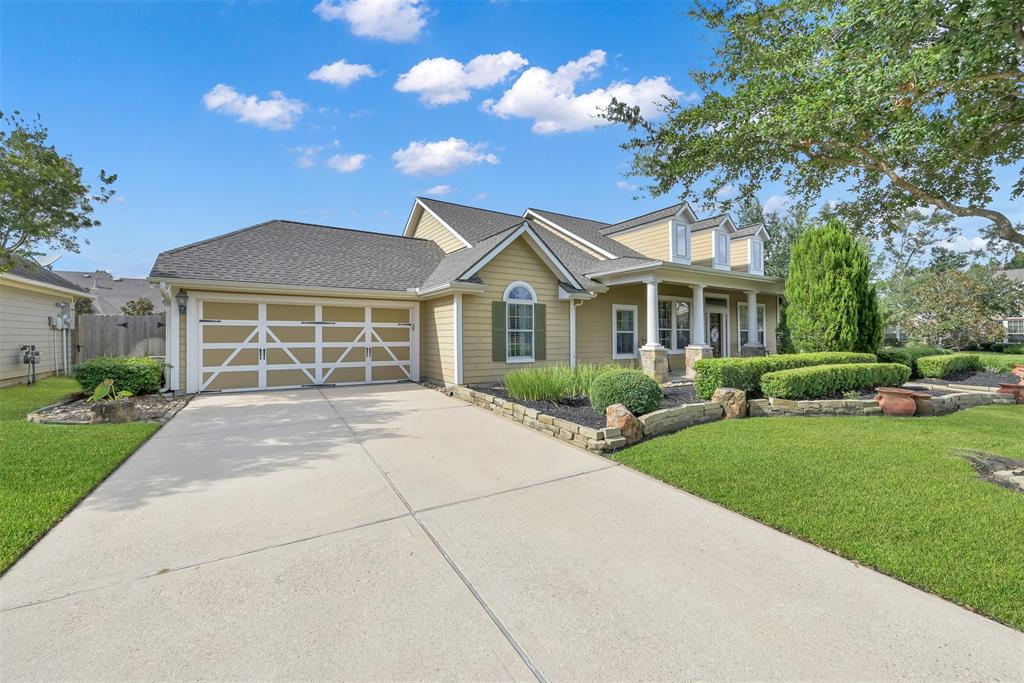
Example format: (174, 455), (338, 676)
(175, 290), (188, 314)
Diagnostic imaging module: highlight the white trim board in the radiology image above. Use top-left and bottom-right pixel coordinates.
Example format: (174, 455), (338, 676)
(403, 198), (472, 249)
(458, 222), (584, 290)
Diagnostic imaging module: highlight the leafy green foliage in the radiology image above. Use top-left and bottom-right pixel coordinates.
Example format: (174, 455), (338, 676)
(972, 352), (1024, 373)
(589, 370), (663, 416)
(0, 112), (116, 271)
(85, 378), (134, 403)
(74, 298), (95, 316)
(119, 297), (155, 316)
(694, 351), (877, 399)
(876, 346), (948, 379)
(785, 220), (881, 353)
(760, 362), (910, 399)
(614, 405), (1024, 630)
(604, 0), (1024, 248)
(73, 356), (163, 396)
(916, 353), (983, 378)
(503, 363), (622, 402)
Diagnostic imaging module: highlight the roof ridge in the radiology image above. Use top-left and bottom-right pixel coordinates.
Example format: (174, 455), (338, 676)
(418, 196), (522, 220)
(605, 202), (687, 230)
(528, 207), (610, 226)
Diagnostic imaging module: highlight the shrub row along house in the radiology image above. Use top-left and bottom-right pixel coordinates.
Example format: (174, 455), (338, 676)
(149, 198), (783, 393)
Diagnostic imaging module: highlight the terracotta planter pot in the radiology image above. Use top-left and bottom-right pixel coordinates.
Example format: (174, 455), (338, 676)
(997, 383), (1024, 403)
(874, 387), (919, 416)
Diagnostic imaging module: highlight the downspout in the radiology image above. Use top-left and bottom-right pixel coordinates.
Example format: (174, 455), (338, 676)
(570, 299), (584, 369)
(158, 283), (174, 393)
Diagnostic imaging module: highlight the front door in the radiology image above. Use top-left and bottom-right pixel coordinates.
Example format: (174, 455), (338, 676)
(708, 312), (723, 357)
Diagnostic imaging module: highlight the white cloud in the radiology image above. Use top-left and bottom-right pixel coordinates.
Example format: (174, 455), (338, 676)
(392, 137), (498, 175)
(327, 153), (368, 173)
(934, 235), (987, 253)
(715, 184), (738, 201)
(473, 192), (489, 200)
(395, 51), (528, 106)
(616, 180), (639, 191)
(314, 0), (427, 43)
(482, 49), (685, 134)
(308, 59), (377, 87)
(291, 145), (322, 168)
(763, 194), (790, 215)
(203, 84), (305, 130)
(422, 184), (453, 195)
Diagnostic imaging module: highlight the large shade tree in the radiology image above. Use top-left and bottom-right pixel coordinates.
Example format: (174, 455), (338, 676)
(605, 0), (1024, 248)
(0, 111), (116, 272)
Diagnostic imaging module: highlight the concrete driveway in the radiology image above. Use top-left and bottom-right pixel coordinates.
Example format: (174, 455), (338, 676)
(2, 384), (1021, 681)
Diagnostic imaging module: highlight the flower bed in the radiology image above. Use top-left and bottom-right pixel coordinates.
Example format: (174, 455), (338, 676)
(27, 393), (190, 425)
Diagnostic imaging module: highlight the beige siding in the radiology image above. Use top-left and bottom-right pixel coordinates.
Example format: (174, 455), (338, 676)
(420, 295), (455, 384)
(692, 231), (713, 267)
(730, 239), (750, 271)
(609, 221), (670, 260)
(411, 210), (465, 254)
(0, 282), (74, 385)
(461, 237), (570, 384)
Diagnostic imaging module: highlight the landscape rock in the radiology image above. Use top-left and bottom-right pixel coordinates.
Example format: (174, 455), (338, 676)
(89, 400), (145, 424)
(605, 403), (643, 444)
(712, 387), (748, 419)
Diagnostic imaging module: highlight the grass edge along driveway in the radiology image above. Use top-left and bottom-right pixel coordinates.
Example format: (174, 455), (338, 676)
(614, 404), (1024, 632)
(0, 378), (161, 574)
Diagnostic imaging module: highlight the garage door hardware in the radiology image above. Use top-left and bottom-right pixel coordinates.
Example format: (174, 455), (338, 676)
(199, 318), (221, 323)
(300, 321), (333, 325)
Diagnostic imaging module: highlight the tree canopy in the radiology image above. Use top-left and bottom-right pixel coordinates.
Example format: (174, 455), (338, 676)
(120, 298), (155, 316)
(0, 111), (116, 272)
(606, 0), (1024, 248)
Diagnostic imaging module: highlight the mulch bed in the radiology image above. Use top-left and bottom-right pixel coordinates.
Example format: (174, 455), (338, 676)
(29, 393), (191, 424)
(469, 383), (700, 430)
(923, 370), (1019, 388)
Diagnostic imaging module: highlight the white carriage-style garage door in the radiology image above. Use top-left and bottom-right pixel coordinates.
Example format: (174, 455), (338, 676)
(189, 295), (417, 393)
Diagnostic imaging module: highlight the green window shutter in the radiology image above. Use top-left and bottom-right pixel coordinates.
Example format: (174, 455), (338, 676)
(534, 303), (546, 361)
(492, 301), (506, 362)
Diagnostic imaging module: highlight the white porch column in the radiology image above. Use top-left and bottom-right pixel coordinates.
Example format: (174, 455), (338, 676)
(690, 284), (706, 346)
(743, 289), (764, 355)
(569, 300), (578, 369)
(643, 280), (662, 349)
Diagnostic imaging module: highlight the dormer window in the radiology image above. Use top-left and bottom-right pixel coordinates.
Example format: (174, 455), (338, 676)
(670, 220), (690, 264)
(749, 239), (764, 274)
(713, 231), (730, 269)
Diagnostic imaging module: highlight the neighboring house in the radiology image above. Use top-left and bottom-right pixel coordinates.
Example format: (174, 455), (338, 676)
(150, 198), (784, 394)
(998, 269), (1024, 343)
(0, 263), (92, 387)
(56, 270), (165, 315)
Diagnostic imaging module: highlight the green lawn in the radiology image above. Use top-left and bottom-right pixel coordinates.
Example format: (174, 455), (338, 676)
(0, 378), (160, 573)
(973, 352), (1024, 373)
(614, 405), (1024, 631)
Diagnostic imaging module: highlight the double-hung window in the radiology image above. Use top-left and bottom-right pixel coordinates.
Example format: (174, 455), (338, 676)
(714, 231), (731, 268)
(613, 304), (638, 358)
(738, 302), (766, 346)
(504, 282), (535, 362)
(658, 299), (691, 350)
(1008, 319), (1024, 343)
(671, 220), (690, 263)
(749, 239), (764, 274)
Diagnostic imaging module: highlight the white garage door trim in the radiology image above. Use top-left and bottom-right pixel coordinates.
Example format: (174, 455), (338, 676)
(186, 292), (419, 393)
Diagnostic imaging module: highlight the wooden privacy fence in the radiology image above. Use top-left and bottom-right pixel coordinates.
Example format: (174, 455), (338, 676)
(74, 314), (166, 362)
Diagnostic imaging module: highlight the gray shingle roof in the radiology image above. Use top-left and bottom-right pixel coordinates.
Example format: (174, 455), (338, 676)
(56, 270), (164, 314)
(690, 214), (729, 232)
(600, 203), (687, 236)
(150, 220), (444, 292)
(6, 262), (88, 294)
(582, 256), (662, 277)
(418, 197), (523, 244)
(730, 223), (764, 240)
(526, 208), (646, 259)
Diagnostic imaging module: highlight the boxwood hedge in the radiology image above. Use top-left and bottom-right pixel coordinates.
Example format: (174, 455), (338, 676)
(73, 356), (165, 395)
(876, 346), (947, 379)
(589, 369), (663, 416)
(692, 352), (877, 399)
(760, 362), (911, 400)
(915, 353), (983, 379)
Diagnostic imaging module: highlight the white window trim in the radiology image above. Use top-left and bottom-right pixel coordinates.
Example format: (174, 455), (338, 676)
(657, 295), (692, 353)
(504, 281), (536, 363)
(669, 220), (691, 265)
(712, 230), (731, 271)
(738, 302), (766, 345)
(748, 238), (764, 275)
(612, 303), (639, 359)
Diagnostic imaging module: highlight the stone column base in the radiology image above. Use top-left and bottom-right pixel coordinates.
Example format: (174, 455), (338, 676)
(741, 343), (766, 357)
(640, 346), (669, 383)
(684, 345), (713, 378)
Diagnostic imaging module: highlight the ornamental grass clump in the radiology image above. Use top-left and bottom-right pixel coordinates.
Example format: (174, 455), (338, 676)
(503, 363), (622, 402)
(916, 353), (983, 379)
(760, 362), (910, 400)
(589, 369), (662, 416)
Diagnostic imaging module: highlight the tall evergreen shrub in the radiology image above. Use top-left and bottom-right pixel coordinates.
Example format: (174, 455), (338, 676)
(784, 219), (881, 353)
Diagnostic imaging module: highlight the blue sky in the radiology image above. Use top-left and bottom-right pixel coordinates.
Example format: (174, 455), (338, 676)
(3, 0), (1018, 276)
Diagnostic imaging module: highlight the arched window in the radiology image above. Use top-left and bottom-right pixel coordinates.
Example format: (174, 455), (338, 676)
(503, 281), (536, 362)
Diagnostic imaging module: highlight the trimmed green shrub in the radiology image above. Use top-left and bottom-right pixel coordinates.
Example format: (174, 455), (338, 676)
(73, 356), (164, 395)
(693, 352), (877, 399)
(1005, 344), (1024, 355)
(916, 354), (983, 379)
(589, 369), (662, 416)
(503, 363), (622, 401)
(785, 219), (881, 353)
(876, 346), (947, 379)
(760, 363), (911, 400)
